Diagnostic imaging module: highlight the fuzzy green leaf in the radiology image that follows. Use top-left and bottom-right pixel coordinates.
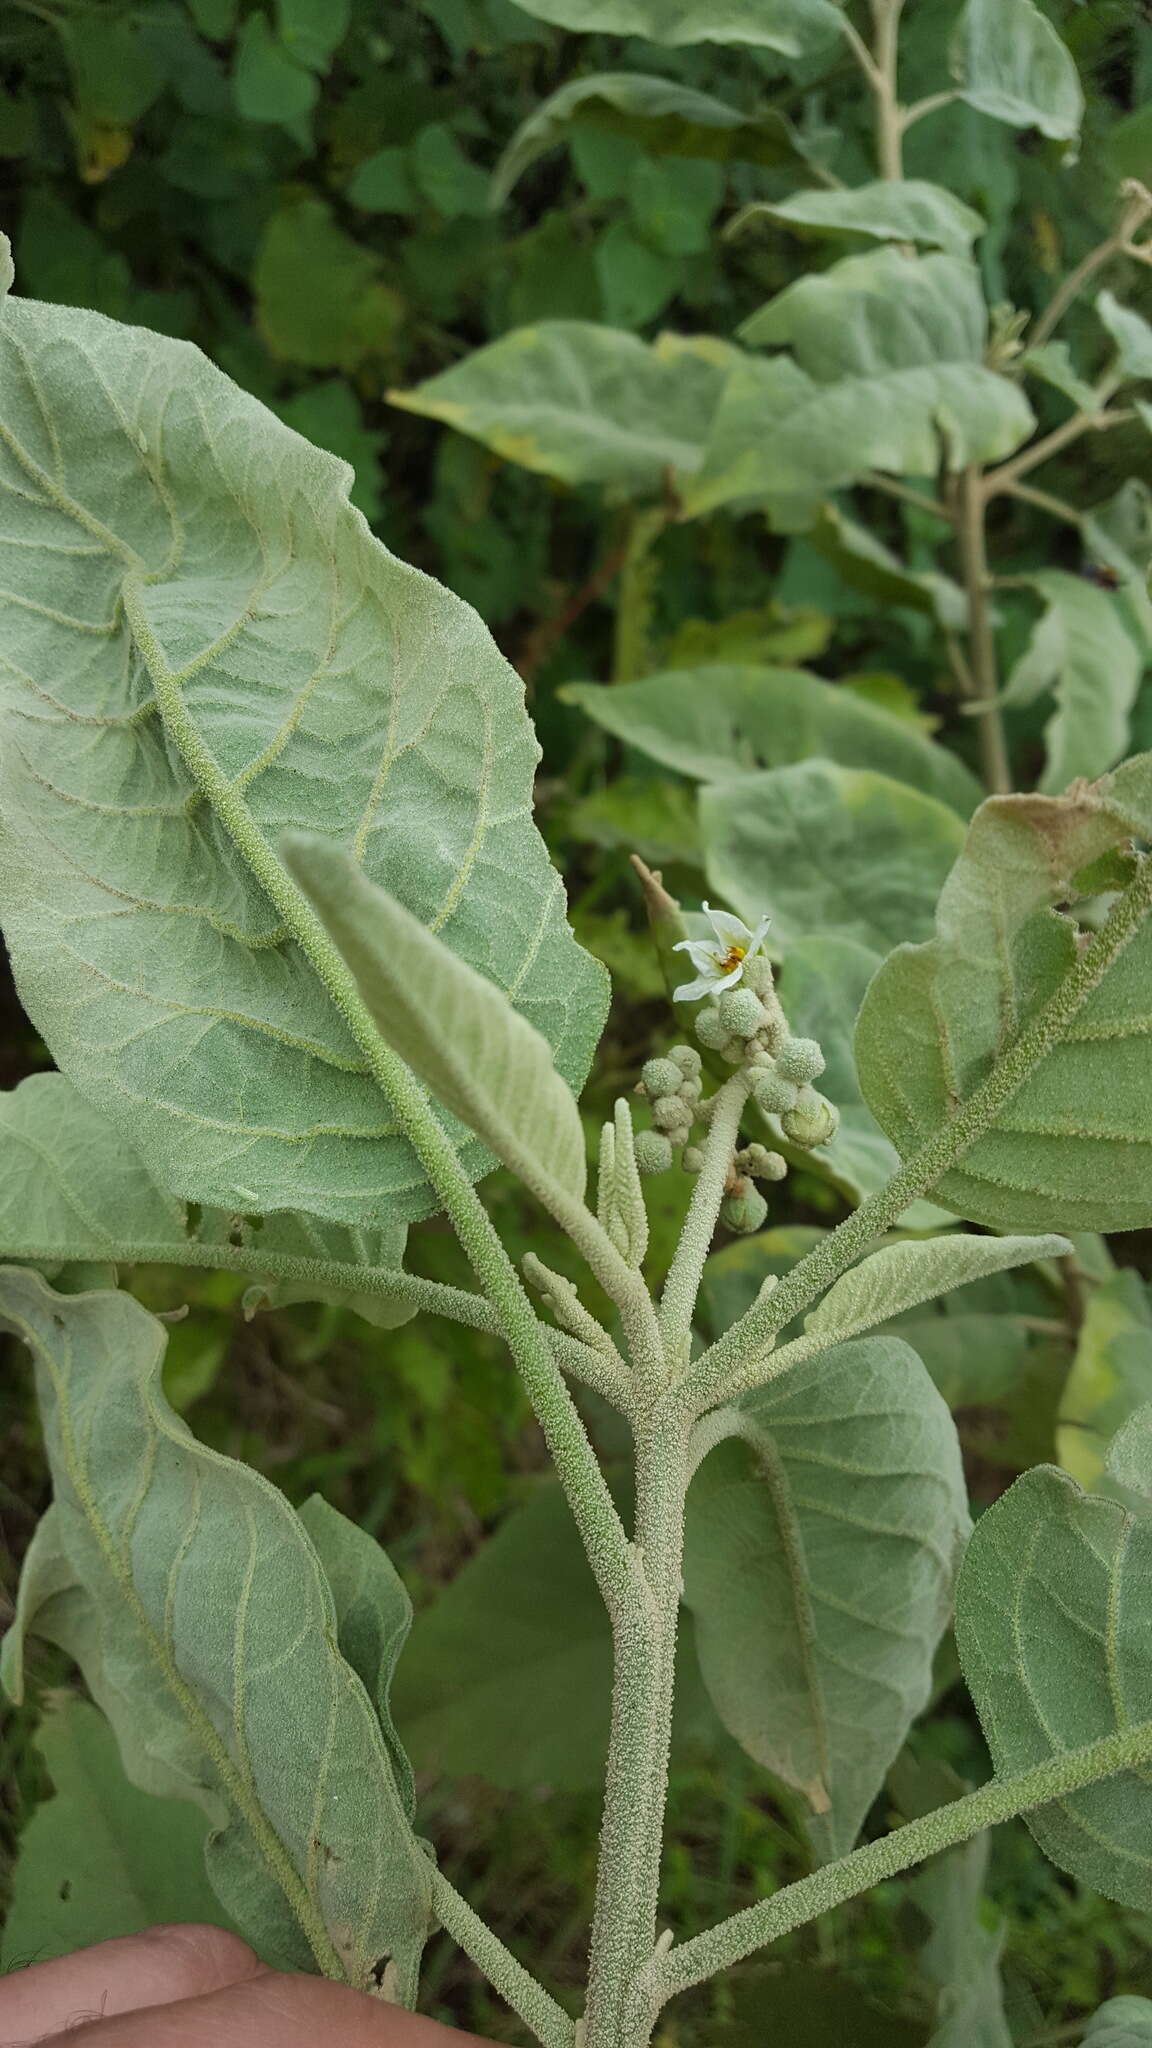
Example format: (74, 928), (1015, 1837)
(492, 72), (814, 205)
(683, 1335), (969, 1857)
(1082, 1999), (1152, 2045)
(0, 290), (605, 1230)
(950, 0), (1083, 142)
(855, 758), (1152, 1232)
(1022, 341), (1099, 414)
(390, 321), (735, 495)
(564, 665), (980, 815)
(1018, 571), (1145, 793)
(284, 835), (589, 1201)
(500, 0), (843, 54)
(807, 1233), (1069, 1346)
(1097, 291), (1152, 383)
(699, 760), (967, 956)
(0, 1074), (415, 1329)
(0, 1271), (434, 1993)
(733, 180), (985, 255)
(1057, 1270), (1152, 1491)
(807, 504), (968, 631)
(955, 1434), (1152, 1910)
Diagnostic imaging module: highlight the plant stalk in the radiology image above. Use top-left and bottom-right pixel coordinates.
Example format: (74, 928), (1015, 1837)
(658, 1073), (750, 1371)
(869, 0), (906, 181)
(956, 466), (1011, 794)
(612, 507), (667, 685)
(431, 1870), (576, 2048)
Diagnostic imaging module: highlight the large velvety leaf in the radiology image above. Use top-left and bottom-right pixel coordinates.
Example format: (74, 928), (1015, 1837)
(806, 1232), (1068, 1347)
(0, 1271), (433, 1994)
(390, 321), (733, 496)
(699, 760), (967, 955)
(502, 0), (843, 55)
(856, 758), (1152, 1232)
(0, 282), (605, 1229)
(284, 836), (589, 1201)
(492, 73), (815, 205)
(1004, 572), (1144, 794)
(1083, 2002), (1152, 2046)
(2, 1697), (241, 1969)
(686, 250), (1032, 525)
(955, 1430), (1152, 1910)
(1057, 1269), (1152, 1491)
(0, 1075), (416, 1330)
(564, 666), (980, 816)
(683, 1335), (969, 1857)
(733, 180), (984, 256)
(950, 0), (1083, 142)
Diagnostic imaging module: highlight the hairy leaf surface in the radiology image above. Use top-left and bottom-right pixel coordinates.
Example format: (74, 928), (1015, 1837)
(951, 0), (1083, 141)
(856, 758), (1152, 1231)
(1082, 2000), (1152, 2046)
(0, 1270), (433, 1992)
(1004, 573), (1144, 793)
(0, 279), (605, 1227)
(492, 0), (843, 54)
(1057, 1270), (1152, 1490)
(683, 1335), (969, 1857)
(807, 1233), (1068, 1347)
(733, 180), (984, 255)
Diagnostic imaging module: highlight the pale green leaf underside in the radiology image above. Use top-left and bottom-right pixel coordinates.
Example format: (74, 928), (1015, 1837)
(564, 665), (981, 816)
(0, 292), (605, 1227)
(914, 1833), (1011, 2048)
(1, 1698), (242, 1968)
(736, 180), (985, 255)
(1057, 1270), (1152, 1491)
(856, 758), (1152, 1232)
(950, 0), (1084, 142)
(502, 0), (843, 54)
(285, 834), (588, 1200)
(1083, 1999), (1152, 2046)
(390, 320), (735, 497)
(0, 1270), (433, 1992)
(0, 1074), (416, 1329)
(807, 1232), (1069, 1345)
(683, 1336), (969, 1858)
(491, 73), (813, 206)
(699, 760), (967, 956)
(1020, 571), (1145, 795)
(955, 1459), (1152, 1911)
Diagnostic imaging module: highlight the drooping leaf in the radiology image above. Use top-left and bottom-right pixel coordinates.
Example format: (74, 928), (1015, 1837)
(492, 72), (815, 205)
(1082, 1999), (1152, 2045)
(500, 0), (843, 55)
(1057, 1269), (1152, 1490)
(297, 1495), (418, 1822)
(1009, 572), (1145, 793)
(732, 180), (985, 256)
(564, 666), (980, 816)
(1022, 341), (1099, 415)
(687, 250), (1033, 525)
(0, 1271), (434, 1995)
(390, 321), (735, 495)
(0, 1075), (416, 1330)
(955, 1425), (1152, 1911)
(2, 1698), (241, 1969)
(699, 760), (967, 955)
(855, 758), (1152, 1232)
(806, 1232), (1069, 1347)
(284, 835), (589, 1201)
(1097, 291), (1152, 384)
(950, 0), (1083, 143)
(0, 285), (606, 1229)
(806, 505), (968, 632)
(683, 1335), (969, 1857)
(913, 1830), (1012, 2048)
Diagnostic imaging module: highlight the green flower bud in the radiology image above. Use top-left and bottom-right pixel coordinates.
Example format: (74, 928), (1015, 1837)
(781, 1087), (839, 1148)
(741, 1143), (788, 1183)
(652, 1094), (692, 1134)
(679, 1075), (703, 1104)
(777, 1036), (826, 1085)
(719, 1037), (746, 1065)
(634, 1129), (673, 1176)
(694, 1006), (729, 1051)
(751, 1066), (799, 1117)
(669, 1045), (702, 1078)
(641, 1057), (684, 1099)
(717, 986), (766, 1039)
(682, 1145), (705, 1173)
(720, 1186), (769, 1235)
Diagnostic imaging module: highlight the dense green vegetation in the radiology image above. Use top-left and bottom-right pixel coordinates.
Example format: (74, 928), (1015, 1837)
(3, 2), (1152, 2042)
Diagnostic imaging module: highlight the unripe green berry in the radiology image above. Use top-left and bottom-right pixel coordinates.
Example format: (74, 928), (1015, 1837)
(717, 986), (766, 1039)
(720, 1186), (769, 1235)
(634, 1129), (673, 1176)
(682, 1145), (705, 1173)
(777, 1036), (826, 1085)
(752, 1067), (799, 1117)
(781, 1087), (839, 1148)
(641, 1057), (683, 1099)
(694, 1006), (729, 1051)
(740, 954), (775, 995)
(669, 1045), (702, 1078)
(652, 1094), (692, 1135)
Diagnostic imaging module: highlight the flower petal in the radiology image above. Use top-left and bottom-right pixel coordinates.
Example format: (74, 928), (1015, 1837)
(702, 904), (752, 948)
(673, 972), (720, 1002)
(713, 963), (745, 992)
(673, 937), (721, 973)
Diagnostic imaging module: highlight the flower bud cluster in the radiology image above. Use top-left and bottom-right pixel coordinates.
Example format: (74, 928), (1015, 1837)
(694, 960), (788, 1067)
(634, 1044), (704, 1175)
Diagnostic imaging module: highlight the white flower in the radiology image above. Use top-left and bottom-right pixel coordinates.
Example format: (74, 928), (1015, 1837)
(672, 904), (771, 1003)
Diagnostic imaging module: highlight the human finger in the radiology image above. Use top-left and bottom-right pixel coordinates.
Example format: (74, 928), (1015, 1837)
(39, 1969), (488, 2047)
(0, 1924), (264, 2044)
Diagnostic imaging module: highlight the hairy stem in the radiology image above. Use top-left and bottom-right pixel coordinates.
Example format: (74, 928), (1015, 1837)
(658, 1073), (750, 1371)
(431, 1871), (576, 2048)
(1029, 180), (1152, 353)
(680, 851), (1152, 1410)
(983, 407), (1134, 500)
(645, 1719), (1152, 2009)
(957, 465), (1011, 794)
(870, 0), (906, 181)
(612, 507), (667, 685)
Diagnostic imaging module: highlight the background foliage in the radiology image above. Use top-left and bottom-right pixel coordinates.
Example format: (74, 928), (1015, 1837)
(2, 0), (1152, 2042)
